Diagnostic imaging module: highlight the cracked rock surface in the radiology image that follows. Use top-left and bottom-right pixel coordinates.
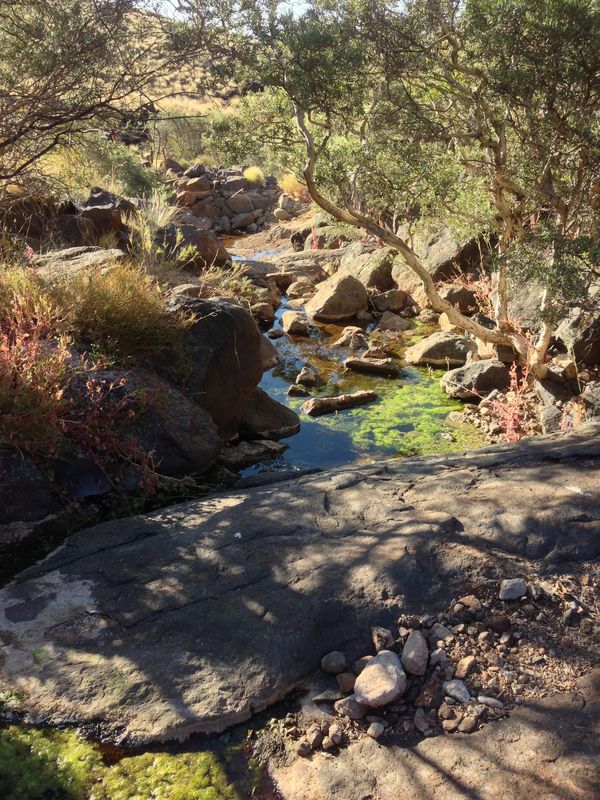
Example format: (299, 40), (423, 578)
(0, 424), (599, 744)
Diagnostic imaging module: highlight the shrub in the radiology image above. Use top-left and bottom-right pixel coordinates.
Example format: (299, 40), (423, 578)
(41, 134), (163, 200)
(278, 172), (307, 199)
(242, 166), (265, 185)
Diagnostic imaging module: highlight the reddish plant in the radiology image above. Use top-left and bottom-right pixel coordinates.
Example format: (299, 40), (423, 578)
(488, 362), (532, 443)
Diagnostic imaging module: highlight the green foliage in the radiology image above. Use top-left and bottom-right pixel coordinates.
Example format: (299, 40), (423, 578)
(42, 135), (164, 200)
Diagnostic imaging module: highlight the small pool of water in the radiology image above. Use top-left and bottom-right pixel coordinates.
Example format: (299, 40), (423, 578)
(244, 303), (486, 477)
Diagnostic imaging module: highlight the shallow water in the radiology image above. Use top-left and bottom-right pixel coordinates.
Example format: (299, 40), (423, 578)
(244, 302), (485, 477)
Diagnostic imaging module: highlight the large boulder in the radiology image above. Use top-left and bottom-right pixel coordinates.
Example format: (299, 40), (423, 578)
(555, 293), (600, 365)
(305, 274), (369, 322)
(405, 332), (477, 367)
(155, 222), (230, 270)
(582, 382), (600, 418)
(339, 245), (397, 292)
(440, 360), (510, 399)
(0, 450), (61, 529)
(239, 387), (301, 440)
(167, 297), (264, 439)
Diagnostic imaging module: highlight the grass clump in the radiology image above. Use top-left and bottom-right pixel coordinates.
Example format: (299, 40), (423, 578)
(277, 172), (306, 199)
(242, 166), (265, 186)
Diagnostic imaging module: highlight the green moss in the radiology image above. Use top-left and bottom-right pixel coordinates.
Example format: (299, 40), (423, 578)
(96, 751), (239, 800)
(0, 727), (241, 800)
(0, 726), (101, 800)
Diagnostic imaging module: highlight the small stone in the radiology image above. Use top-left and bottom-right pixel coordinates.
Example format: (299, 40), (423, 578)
(430, 648), (447, 666)
(478, 695), (504, 709)
(458, 716), (478, 733)
(328, 724), (343, 745)
(287, 384), (310, 397)
(429, 623), (455, 642)
(499, 578), (528, 600)
(336, 672), (356, 693)
(562, 607), (580, 627)
(580, 618), (594, 634)
(321, 651), (346, 674)
(413, 708), (430, 733)
(457, 595), (482, 612)
(354, 650), (407, 707)
(488, 615), (511, 635)
(367, 722), (385, 739)
(321, 736), (335, 750)
(296, 365), (324, 388)
(371, 626), (395, 651)
(296, 739), (312, 757)
(401, 630), (429, 676)
(499, 632), (512, 645)
(478, 631), (493, 644)
(334, 694), (368, 720)
(455, 655), (476, 680)
(442, 716), (462, 732)
(307, 728), (323, 749)
(443, 679), (471, 703)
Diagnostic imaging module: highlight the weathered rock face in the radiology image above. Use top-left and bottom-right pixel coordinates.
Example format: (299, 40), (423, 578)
(582, 382), (600, 418)
(168, 296), (264, 439)
(440, 360), (510, 399)
(0, 426), (598, 744)
(239, 387), (301, 440)
(305, 274), (369, 322)
(555, 296), (600, 365)
(404, 332), (477, 366)
(34, 246), (125, 279)
(155, 222), (230, 269)
(339, 245), (397, 292)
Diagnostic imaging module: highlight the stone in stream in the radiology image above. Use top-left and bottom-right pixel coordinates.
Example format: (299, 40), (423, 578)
(400, 630), (429, 676)
(239, 387), (301, 440)
(353, 650), (407, 707)
(440, 360), (510, 399)
(305, 273), (369, 322)
(288, 384), (310, 398)
(376, 311), (411, 333)
(301, 391), (378, 417)
(281, 310), (310, 336)
(404, 332), (477, 367)
(296, 365), (325, 388)
(372, 288), (408, 313)
(343, 357), (401, 378)
(332, 326), (368, 350)
(217, 440), (287, 470)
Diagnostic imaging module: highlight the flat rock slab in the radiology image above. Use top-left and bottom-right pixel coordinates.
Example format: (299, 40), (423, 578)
(273, 669), (600, 800)
(1, 425), (600, 744)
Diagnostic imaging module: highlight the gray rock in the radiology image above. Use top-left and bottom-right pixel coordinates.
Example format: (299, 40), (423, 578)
(338, 245), (397, 292)
(443, 679), (471, 703)
(478, 695), (504, 709)
(296, 366), (324, 388)
(405, 332), (477, 367)
(321, 651), (347, 674)
(34, 246), (125, 279)
(334, 695), (368, 720)
(438, 284), (478, 313)
(217, 440), (287, 469)
(429, 623), (455, 642)
(155, 223), (230, 269)
(401, 630), (429, 676)
(499, 578), (528, 600)
(582, 383), (600, 418)
(440, 360), (510, 399)
(540, 405), (564, 434)
(367, 722), (385, 739)
(354, 650), (407, 707)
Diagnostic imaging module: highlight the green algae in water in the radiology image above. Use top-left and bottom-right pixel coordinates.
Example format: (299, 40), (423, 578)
(0, 727), (241, 800)
(95, 751), (239, 800)
(0, 726), (102, 800)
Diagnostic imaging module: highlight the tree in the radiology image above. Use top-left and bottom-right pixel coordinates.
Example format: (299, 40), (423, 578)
(174, 0), (600, 377)
(0, 0), (185, 187)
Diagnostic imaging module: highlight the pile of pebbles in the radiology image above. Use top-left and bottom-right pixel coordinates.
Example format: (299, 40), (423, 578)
(285, 573), (598, 757)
